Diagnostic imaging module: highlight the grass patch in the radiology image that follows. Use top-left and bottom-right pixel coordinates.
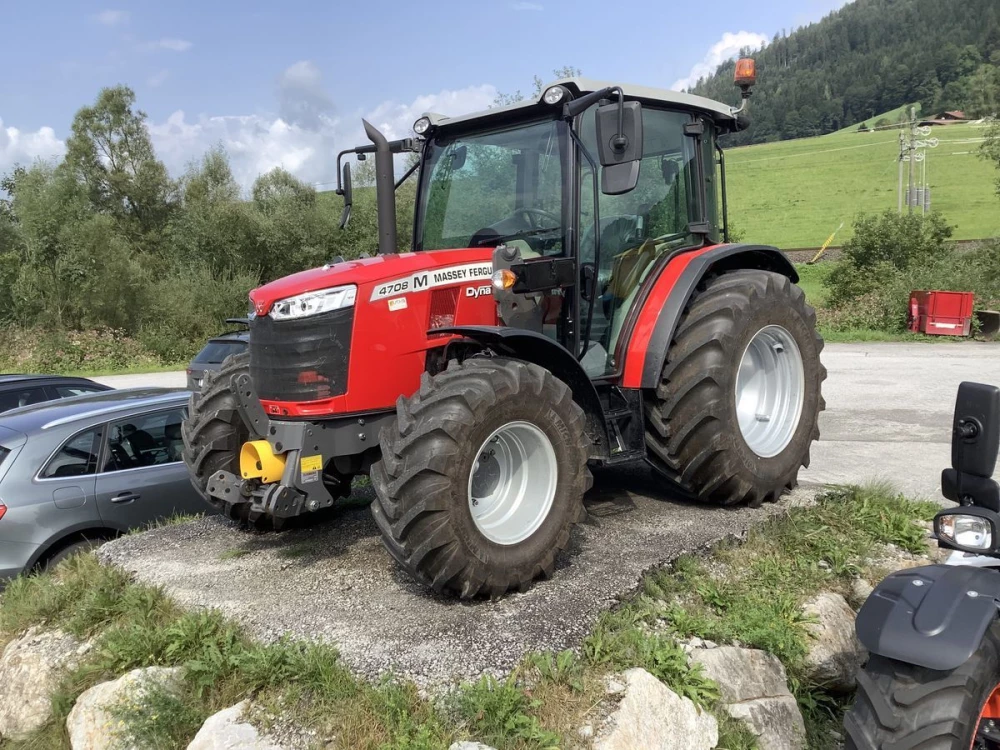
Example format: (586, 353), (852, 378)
(794, 262), (836, 308)
(725, 121), (1000, 248)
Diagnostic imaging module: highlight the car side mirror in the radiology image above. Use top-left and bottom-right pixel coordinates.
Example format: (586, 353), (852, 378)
(942, 382), (1000, 509)
(338, 162), (353, 229)
(596, 100), (643, 196)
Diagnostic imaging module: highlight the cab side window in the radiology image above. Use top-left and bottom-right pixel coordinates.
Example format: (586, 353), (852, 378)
(40, 429), (102, 479)
(103, 408), (187, 472)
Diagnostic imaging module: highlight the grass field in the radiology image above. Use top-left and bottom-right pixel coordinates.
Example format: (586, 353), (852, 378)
(726, 120), (1000, 249)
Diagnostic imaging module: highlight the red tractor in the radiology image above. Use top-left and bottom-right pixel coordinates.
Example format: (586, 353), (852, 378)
(183, 62), (826, 598)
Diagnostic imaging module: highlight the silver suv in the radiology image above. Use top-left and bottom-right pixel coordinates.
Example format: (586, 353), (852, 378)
(0, 388), (208, 581)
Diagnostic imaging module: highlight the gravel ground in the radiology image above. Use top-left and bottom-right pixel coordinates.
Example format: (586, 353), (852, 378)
(98, 471), (803, 687)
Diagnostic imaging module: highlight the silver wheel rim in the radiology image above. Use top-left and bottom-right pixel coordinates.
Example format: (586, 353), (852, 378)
(735, 325), (805, 458)
(468, 421), (558, 546)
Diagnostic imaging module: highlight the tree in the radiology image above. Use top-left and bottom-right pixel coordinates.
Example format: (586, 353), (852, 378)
(64, 86), (174, 242)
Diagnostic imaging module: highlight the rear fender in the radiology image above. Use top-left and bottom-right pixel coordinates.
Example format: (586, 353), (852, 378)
(856, 564), (1000, 671)
(434, 326), (609, 458)
(621, 243), (797, 389)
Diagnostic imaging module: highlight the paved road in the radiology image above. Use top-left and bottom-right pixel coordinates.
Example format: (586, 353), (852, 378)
(95, 342), (999, 686)
(801, 342), (1000, 499)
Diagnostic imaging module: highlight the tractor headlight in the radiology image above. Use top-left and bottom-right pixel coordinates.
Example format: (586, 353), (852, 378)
(543, 86), (568, 105)
(935, 509), (997, 552)
(270, 285), (357, 321)
(413, 117), (431, 135)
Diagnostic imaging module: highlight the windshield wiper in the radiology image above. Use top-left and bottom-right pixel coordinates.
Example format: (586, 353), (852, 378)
(473, 226), (561, 247)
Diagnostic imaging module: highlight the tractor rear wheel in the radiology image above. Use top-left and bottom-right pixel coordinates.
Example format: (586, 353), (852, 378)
(644, 270), (825, 507)
(371, 357), (591, 598)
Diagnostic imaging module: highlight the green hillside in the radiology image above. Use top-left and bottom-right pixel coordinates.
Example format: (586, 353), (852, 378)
(689, 0), (999, 146)
(725, 121), (999, 248)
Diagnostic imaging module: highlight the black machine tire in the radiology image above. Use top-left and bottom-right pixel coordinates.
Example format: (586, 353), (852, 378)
(645, 269), (825, 507)
(182, 352), (257, 524)
(371, 357), (592, 599)
(182, 353), (352, 530)
(843, 621), (1000, 749)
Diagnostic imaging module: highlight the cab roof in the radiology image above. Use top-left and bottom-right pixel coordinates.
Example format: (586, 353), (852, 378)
(424, 77), (738, 132)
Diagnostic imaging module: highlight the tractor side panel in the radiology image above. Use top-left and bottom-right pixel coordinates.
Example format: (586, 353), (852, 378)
(620, 243), (796, 389)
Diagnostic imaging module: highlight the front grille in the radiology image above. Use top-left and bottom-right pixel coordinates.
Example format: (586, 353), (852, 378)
(250, 308), (353, 402)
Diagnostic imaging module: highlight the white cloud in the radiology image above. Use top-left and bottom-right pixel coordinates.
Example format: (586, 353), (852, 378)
(95, 9), (129, 26)
(1, 60), (497, 195)
(147, 70), (170, 88)
(146, 80), (498, 190)
(144, 38), (193, 52)
(0, 118), (66, 176)
(672, 30), (768, 91)
(511, 2), (544, 10)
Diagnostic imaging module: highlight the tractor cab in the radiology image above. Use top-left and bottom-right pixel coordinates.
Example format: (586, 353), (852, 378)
(338, 77), (751, 379)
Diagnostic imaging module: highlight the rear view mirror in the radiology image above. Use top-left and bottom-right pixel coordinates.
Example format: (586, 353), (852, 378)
(450, 144), (467, 171)
(338, 162), (353, 229)
(596, 101), (643, 195)
(942, 382), (1000, 509)
(952, 382), (1000, 477)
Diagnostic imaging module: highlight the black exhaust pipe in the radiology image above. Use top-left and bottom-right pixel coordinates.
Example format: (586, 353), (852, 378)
(363, 119), (397, 255)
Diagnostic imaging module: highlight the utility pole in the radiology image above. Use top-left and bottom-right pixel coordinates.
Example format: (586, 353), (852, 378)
(907, 106), (916, 214)
(897, 108), (939, 214)
(897, 130), (905, 213)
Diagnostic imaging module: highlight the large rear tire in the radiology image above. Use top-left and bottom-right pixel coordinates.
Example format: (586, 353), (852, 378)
(644, 270), (825, 507)
(843, 622), (1000, 748)
(371, 358), (592, 599)
(181, 352), (256, 523)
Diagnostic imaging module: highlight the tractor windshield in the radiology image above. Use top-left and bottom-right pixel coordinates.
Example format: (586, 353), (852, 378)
(416, 119), (569, 254)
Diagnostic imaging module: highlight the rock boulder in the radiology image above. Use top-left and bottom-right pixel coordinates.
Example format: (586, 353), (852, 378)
(67, 666), (183, 750)
(187, 702), (286, 750)
(691, 646), (806, 750)
(0, 628), (90, 740)
(801, 592), (866, 692)
(594, 668), (717, 750)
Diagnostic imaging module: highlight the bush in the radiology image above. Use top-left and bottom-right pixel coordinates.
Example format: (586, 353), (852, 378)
(822, 210), (1000, 334)
(137, 264), (258, 362)
(0, 327), (164, 373)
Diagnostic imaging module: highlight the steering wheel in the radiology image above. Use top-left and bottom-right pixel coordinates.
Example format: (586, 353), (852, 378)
(516, 207), (560, 229)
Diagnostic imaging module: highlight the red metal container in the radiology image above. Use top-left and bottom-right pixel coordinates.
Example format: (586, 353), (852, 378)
(908, 290), (974, 336)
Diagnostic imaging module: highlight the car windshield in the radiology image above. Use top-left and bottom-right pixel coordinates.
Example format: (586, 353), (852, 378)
(417, 118), (567, 255)
(194, 340), (246, 365)
(0, 446), (9, 468)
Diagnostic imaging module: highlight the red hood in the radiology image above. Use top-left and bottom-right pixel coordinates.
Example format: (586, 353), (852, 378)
(250, 248), (493, 315)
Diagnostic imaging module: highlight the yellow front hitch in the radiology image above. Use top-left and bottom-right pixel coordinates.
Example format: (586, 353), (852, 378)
(240, 440), (286, 484)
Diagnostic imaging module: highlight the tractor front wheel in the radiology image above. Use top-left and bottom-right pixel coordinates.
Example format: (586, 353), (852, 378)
(645, 269), (825, 507)
(371, 358), (591, 598)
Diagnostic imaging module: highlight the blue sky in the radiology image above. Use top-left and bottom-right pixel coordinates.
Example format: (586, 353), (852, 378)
(1, 0), (849, 189)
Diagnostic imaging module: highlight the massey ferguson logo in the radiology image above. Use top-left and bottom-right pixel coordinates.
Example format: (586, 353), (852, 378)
(465, 285), (492, 299)
(370, 262), (493, 301)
